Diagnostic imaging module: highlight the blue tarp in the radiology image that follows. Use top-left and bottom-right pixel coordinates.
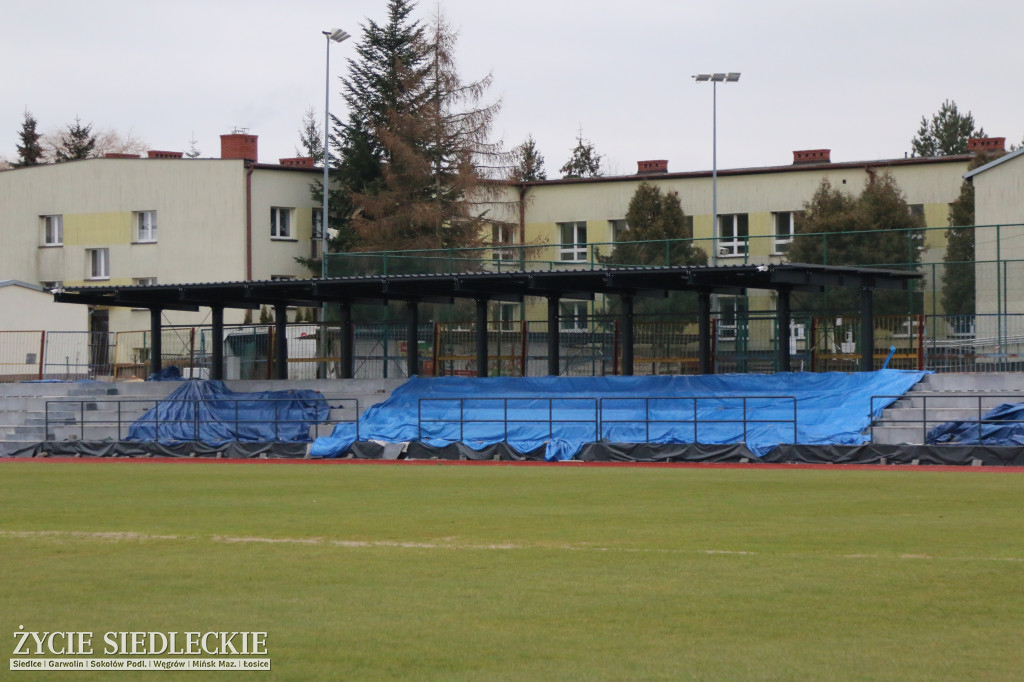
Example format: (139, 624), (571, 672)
(128, 380), (329, 445)
(927, 402), (1024, 446)
(310, 370), (928, 460)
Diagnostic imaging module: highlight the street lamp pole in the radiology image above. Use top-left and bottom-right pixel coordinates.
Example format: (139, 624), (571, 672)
(319, 28), (349, 379)
(321, 28), (350, 280)
(693, 72), (740, 266)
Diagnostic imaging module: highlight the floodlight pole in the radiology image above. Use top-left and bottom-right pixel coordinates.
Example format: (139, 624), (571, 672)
(321, 28), (350, 378)
(322, 28), (350, 281)
(693, 72), (740, 266)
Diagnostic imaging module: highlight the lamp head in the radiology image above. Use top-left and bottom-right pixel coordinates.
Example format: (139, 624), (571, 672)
(325, 28), (350, 43)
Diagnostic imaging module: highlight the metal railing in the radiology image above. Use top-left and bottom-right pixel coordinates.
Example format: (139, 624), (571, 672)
(598, 396), (798, 445)
(870, 393), (1024, 445)
(417, 395), (798, 446)
(417, 397), (599, 444)
(44, 397), (359, 443)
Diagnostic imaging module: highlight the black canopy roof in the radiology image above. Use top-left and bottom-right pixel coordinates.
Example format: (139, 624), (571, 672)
(53, 263), (920, 311)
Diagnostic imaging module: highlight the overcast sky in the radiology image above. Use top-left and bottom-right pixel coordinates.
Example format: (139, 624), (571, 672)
(3, 0), (1022, 176)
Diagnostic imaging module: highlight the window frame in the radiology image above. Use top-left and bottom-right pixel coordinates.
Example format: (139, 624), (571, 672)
(270, 207), (294, 240)
(497, 303), (517, 331)
(609, 219), (629, 243)
(41, 215), (63, 247)
(559, 300), (589, 332)
(557, 221), (588, 262)
(134, 210), (157, 243)
(491, 224), (515, 262)
(718, 214), (749, 257)
(772, 211), (800, 254)
(87, 248), (110, 280)
(717, 295), (748, 340)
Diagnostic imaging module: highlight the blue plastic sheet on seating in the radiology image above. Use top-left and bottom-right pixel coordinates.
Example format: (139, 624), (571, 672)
(311, 370), (928, 460)
(128, 380), (329, 445)
(927, 402), (1024, 446)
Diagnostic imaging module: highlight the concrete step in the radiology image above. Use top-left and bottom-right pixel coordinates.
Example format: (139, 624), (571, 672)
(917, 374), (1024, 392)
(892, 394), (1024, 409)
(870, 425), (930, 445)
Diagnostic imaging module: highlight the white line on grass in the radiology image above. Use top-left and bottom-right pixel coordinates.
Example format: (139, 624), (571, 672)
(5, 530), (1024, 562)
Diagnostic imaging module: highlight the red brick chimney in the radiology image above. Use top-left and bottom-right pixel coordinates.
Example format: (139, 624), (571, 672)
(637, 160), (668, 174)
(278, 157), (316, 168)
(793, 149), (831, 165)
(147, 150), (184, 159)
(968, 137), (1005, 154)
(220, 133), (258, 162)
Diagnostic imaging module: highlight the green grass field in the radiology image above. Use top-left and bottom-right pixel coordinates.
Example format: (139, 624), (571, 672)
(2, 460), (1023, 681)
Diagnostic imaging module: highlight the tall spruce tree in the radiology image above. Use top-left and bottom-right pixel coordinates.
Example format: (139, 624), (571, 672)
(313, 0), (505, 269)
(53, 116), (97, 162)
(911, 100), (984, 157)
(941, 151), (1001, 319)
(510, 135), (547, 181)
(601, 182), (706, 267)
(318, 0), (426, 261)
(559, 129), (603, 178)
(786, 172), (925, 314)
(296, 106), (324, 163)
(14, 110), (45, 167)
(348, 6), (504, 255)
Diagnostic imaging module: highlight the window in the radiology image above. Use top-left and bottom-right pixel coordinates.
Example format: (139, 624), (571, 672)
(558, 221), (587, 261)
(134, 210), (157, 242)
(40, 280), (63, 292)
(41, 215), (63, 246)
(498, 303), (517, 331)
(718, 214), (748, 257)
(609, 219), (629, 243)
(909, 204), (925, 220)
(271, 207), (293, 239)
(492, 225), (515, 261)
(87, 248), (109, 280)
(717, 296), (747, 340)
(270, 275), (295, 281)
(772, 211), (801, 254)
(312, 208), (323, 238)
(559, 301), (589, 331)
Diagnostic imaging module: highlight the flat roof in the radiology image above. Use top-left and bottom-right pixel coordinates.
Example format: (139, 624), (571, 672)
(53, 264), (922, 312)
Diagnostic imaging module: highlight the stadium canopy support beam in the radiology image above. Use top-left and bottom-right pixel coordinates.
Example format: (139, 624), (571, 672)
(149, 307), (163, 377)
(776, 288), (791, 373)
(698, 290), (712, 375)
(547, 295), (560, 376)
(621, 294), (634, 376)
(475, 297), (489, 378)
(407, 301), (419, 377)
(339, 301), (353, 379)
(860, 285), (875, 372)
(211, 305), (224, 380)
(274, 302), (289, 380)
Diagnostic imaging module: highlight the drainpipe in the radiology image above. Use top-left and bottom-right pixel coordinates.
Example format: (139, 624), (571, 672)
(245, 161), (255, 281)
(518, 184), (527, 268)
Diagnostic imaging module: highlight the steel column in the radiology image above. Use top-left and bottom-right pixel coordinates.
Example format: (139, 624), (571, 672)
(698, 290), (712, 375)
(776, 288), (791, 373)
(149, 307), (163, 376)
(406, 301), (419, 377)
(339, 301), (353, 379)
(211, 305), (224, 380)
(860, 286), (875, 372)
(475, 297), (489, 378)
(547, 295), (560, 376)
(621, 294), (634, 376)
(274, 302), (289, 380)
